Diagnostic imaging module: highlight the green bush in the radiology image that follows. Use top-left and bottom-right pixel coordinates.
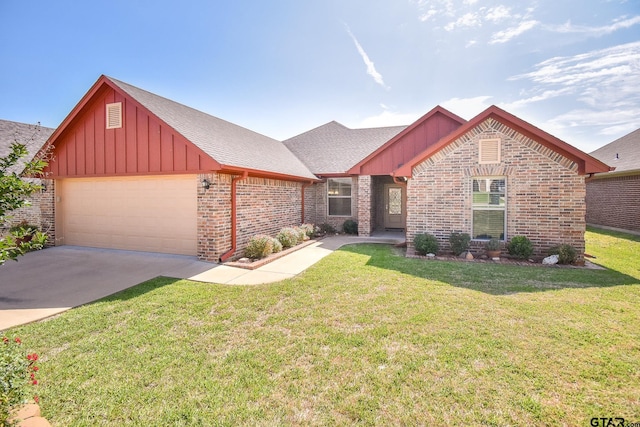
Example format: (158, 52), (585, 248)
(244, 235), (274, 259)
(547, 244), (578, 264)
(1, 336), (39, 425)
(293, 226), (308, 242)
(317, 223), (337, 235)
(507, 236), (534, 259)
(342, 219), (358, 235)
(414, 233), (439, 255)
(277, 227), (301, 249)
(271, 237), (283, 254)
(300, 223), (315, 238)
(449, 232), (471, 255)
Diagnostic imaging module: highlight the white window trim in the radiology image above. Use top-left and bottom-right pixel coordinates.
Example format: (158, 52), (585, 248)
(471, 176), (507, 241)
(327, 177), (353, 217)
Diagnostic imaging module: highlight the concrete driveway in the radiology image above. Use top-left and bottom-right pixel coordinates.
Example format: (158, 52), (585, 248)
(0, 246), (217, 330)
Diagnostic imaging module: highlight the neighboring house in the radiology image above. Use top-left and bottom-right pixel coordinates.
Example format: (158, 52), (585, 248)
(0, 119), (54, 235)
(34, 75), (611, 262)
(586, 128), (640, 233)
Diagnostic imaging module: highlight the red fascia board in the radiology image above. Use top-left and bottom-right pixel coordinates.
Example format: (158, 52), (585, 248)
(347, 106), (466, 175)
(220, 165), (321, 183)
(393, 105), (613, 177)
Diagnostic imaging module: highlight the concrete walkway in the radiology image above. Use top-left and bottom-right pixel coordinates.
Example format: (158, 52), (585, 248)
(0, 233), (403, 330)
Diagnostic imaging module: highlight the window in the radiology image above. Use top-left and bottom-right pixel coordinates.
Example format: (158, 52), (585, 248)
(327, 178), (352, 216)
(472, 177), (505, 240)
(106, 102), (122, 129)
(479, 139), (500, 164)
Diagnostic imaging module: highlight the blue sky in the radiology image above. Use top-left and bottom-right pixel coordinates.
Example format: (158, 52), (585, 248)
(1, 0), (639, 152)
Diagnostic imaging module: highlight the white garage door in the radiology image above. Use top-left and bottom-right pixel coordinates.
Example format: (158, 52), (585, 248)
(57, 175), (197, 256)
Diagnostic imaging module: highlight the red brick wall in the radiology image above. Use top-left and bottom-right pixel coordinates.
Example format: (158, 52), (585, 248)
(586, 174), (640, 233)
(303, 178), (359, 231)
(197, 173), (303, 261)
(406, 118), (586, 258)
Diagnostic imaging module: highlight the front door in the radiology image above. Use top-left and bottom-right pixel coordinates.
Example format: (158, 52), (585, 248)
(383, 184), (406, 229)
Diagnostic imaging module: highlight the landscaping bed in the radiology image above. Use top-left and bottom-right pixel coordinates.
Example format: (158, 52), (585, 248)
(224, 238), (319, 270)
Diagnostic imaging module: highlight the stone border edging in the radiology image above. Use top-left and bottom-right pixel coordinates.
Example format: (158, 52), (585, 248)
(224, 238), (320, 270)
(9, 403), (51, 427)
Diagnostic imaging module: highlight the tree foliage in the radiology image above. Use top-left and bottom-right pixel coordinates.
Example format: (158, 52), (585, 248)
(1, 129), (49, 265)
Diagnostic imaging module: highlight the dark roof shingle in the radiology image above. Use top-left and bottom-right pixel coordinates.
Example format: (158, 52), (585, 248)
(590, 128), (640, 173)
(283, 121), (407, 174)
(0, 119), (54, 174)
(108, 77), (317, 180)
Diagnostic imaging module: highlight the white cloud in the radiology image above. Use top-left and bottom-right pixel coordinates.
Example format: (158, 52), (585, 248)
(440, 96), (493, 119)
(419, 9), (438, 22)
(445, 12), (481, 31)
(485, 5), (511, 23)
(344, 25), (390, 90)
(552, 15), (640, 36)
(489, 20), (539, 44)
(509, 41), (640, 142)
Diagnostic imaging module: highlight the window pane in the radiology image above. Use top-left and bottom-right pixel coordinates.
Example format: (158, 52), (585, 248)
(472, 178), (505, 207)
(329, 198), (352, 216)
(472, 210), (505, 240)
(388, 187), (402, 215)
(328, 178), (351, 197)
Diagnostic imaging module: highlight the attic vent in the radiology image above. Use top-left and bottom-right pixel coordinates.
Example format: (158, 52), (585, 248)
(479, 139), (501, 164)
(106, 102), (122, 129)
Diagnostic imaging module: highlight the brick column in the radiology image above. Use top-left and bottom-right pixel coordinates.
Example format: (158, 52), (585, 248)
(40, 179), (55, 247)
(197, 173), (232, 262)
(357, 175), (372, 236)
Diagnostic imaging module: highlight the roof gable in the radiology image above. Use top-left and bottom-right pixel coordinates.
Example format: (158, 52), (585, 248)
(43, 75), (317, 181)
(348, 106), (466, 175)
(283, 121), (406, 175)
(394, 105), (613, 177)
(0, 119), (54, 175)
(590, 127), (640, 174)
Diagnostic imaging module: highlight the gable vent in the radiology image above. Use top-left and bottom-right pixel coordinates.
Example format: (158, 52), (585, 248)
(106, 102), (122, 129)
(479, 139), (501, 164)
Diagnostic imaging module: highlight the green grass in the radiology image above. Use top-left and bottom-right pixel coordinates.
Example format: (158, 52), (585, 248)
(7, 227), (640, 425)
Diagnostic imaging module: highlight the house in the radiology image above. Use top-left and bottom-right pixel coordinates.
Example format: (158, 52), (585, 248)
(35, 75), (611, 262)
(586, 128), (640, 233)
(0, 119), (54, 235)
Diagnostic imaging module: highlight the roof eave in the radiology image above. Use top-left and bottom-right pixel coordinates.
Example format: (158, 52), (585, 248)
(219, 165), (320, 182)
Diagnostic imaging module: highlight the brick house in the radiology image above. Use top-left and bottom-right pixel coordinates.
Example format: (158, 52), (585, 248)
(33, 75), (611, 262)
(586, 128), (640, 234)
(0, 119), (54, 236)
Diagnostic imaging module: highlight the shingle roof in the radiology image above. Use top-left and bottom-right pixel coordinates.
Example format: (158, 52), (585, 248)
(590, 128), (640, 173)
(0, 119), (54, 175)
(282, 121), (407, 174)
(107, 77), (317, 180)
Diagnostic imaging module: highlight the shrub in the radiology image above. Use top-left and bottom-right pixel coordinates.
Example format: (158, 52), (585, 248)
(507, 236), (534, 259)
(485, 238), (501, 251)
(300, 223), (315, 238)
(276, 227), (301, 249)
(547, 244), (578, 264)
(271, 237), (283, 254)
(449, 232), (471, 255)
(293, 226), (308, 242)
(317, 223), (336, 235)
(342, 219), (358, 235)
(414, 233), (439, 255)
(244, 235), (274, 259)
(1, 336), (39, 425)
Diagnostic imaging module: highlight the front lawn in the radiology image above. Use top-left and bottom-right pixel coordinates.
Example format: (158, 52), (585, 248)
(7, 227), (640, 425)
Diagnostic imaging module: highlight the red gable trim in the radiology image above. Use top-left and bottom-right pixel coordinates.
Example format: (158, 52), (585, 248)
(393, 105), (613, 178)
(347, 106), (466, 175)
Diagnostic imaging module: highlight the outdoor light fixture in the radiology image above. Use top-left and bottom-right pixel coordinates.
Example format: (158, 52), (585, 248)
(41, 182), (47, 192)
(202, 178), (211, 190)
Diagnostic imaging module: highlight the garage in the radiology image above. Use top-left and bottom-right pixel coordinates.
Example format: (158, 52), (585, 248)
(56, 175), (197, 256)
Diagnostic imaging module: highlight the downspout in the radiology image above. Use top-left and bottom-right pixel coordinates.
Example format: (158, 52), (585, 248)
(392, 174), (407, 185)
(219, 171), (249, 263)
(301, 181), (314, 224)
